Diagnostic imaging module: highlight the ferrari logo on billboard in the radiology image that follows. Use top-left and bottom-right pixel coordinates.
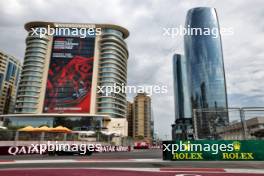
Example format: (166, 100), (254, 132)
(43, 36), (95, 113)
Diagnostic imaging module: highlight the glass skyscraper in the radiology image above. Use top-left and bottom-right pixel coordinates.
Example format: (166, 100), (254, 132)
(173, 54), (192, 120)
(184, 7), (228, 139)
(172, 54), (193, 140)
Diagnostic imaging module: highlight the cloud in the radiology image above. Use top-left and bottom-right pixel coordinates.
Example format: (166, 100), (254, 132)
(0, 0), (263, 139)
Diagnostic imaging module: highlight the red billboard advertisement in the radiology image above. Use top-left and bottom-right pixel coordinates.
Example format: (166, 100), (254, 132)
(43, 37), (95, 113)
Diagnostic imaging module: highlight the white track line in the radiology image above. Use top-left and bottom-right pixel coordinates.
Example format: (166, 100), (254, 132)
(0, 159), (264, 174)
(0, 159), (165, 164)
(0, 167), (264, 174)
(225, 169), (264, 174)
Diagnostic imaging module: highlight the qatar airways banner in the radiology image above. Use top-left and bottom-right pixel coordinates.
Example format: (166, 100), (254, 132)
(43, 36), (95, 113)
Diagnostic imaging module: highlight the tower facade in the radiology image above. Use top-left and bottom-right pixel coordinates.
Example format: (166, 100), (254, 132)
(184, 7), (228, 139)
(172, 54), (193, 140)
(173, 54), (192, 120)
(0, 51), (21, 114)
(132, 93), (152, 142)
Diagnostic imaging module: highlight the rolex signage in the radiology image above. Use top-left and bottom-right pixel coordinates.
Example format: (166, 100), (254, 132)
(163, 140), (264, 161)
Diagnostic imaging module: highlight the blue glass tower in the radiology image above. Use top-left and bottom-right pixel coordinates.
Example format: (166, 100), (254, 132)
(173, 54), (192, 120)
(184, 7), (228, 139)
(172, 54), (193, 140)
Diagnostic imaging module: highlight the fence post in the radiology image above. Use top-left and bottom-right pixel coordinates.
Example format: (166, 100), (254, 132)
(239, 109), (248, 140)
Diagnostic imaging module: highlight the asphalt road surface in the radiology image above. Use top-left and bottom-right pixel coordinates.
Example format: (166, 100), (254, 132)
(0, 149), (263, 176)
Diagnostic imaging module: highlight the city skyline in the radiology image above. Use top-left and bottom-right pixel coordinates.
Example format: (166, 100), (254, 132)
(0, 0), (264, 139)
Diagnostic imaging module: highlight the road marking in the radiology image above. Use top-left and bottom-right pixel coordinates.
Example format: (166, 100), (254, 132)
(174, 174), (201, 176)
(0, 158), (165, 164)
(0, 167), (263, 174)
(0, 159), (264, 175)
(225, 169), (264, 174)
(0, 160), (15, 162)
(160, 168), (226, 172)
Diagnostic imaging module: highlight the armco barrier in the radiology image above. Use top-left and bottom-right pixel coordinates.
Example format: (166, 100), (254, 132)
(163, 140), (264, 161)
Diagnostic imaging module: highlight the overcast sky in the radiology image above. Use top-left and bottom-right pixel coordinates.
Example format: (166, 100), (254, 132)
(0, 0), (264, 139)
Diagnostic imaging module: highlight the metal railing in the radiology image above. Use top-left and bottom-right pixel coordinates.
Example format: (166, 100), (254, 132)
(193, 107), (264, 140)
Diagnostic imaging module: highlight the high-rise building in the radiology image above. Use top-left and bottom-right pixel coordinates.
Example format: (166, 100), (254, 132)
(171, 54), (193, 140)
(1, 21), (129, 136)
(132, 93), (152, 142)
(16, 21), (128, 117)
(126, 101), (133, 137)
(184, 7), (229, 139)
(0, 51), (22, 114)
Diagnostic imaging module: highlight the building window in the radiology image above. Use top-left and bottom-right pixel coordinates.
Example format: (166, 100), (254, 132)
(5, 62), (13, 81)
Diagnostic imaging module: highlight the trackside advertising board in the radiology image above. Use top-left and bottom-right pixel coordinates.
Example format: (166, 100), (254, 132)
(163, 140), (264, 161)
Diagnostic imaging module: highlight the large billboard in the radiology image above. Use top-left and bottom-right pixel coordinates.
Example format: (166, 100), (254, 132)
(43, 36), (95, 113)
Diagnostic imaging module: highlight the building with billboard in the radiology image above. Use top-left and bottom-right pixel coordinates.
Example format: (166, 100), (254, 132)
(184, 7), (229, 139)
(171, 54), (193, 140)
(1, 21), (129, 137)
(0, 51), (21, 114)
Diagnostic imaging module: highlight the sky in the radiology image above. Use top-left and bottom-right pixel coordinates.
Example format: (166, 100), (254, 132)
(0, 0), (264, 139)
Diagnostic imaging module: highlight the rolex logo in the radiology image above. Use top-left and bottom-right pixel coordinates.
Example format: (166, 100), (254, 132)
(233, 141), (241, 151)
